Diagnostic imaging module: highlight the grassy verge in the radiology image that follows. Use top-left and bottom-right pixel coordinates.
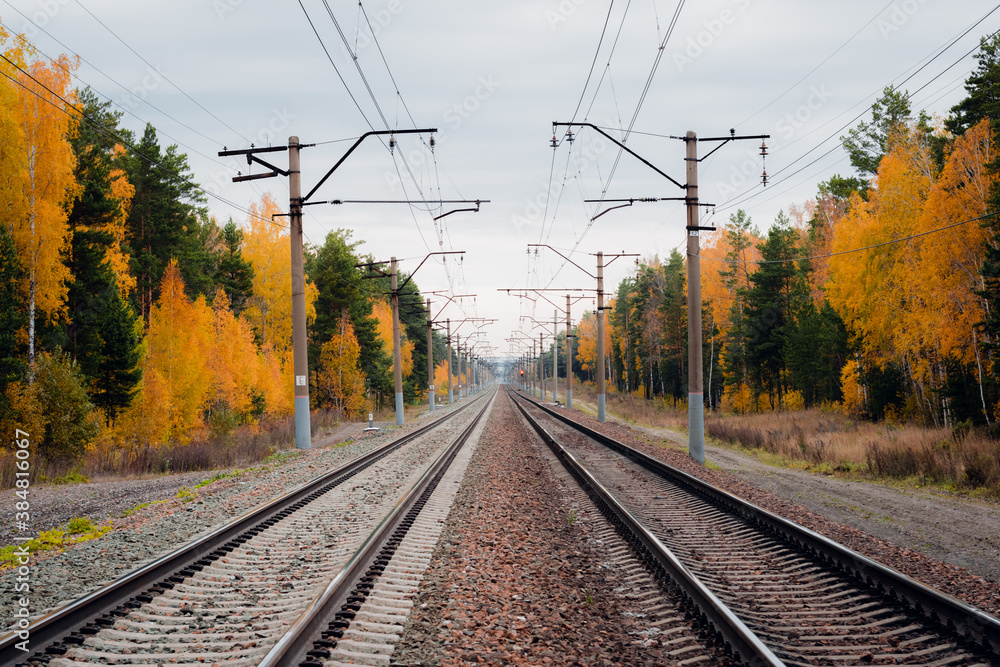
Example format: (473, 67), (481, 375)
(0, 517), (111, 568)
(570, 384), (1000, 500)
(0, 409), (342, 489)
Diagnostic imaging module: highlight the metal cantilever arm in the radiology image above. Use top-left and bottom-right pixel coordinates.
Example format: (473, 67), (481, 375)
(303, 128), (436, 203)
(552, 121), (684, 190)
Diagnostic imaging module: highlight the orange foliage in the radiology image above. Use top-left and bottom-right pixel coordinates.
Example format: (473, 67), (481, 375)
(11, 51), (80, 350)
(121, 262), (283, 444)
(316, 313), (368, 418)
(701, 227), (762, 336)
(372, 299), (413, 378)
(433, 360), (450, 393)
(242, 193), (317, 353)
(575, 304), (613, 379)
(826, 121), (997, 419)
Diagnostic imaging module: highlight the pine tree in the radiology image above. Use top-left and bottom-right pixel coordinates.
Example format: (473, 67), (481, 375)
(124, 124), (208, 320)
(743, 212), (800, 408)
(841, 84), (911, 176)
(92, 294), (141, 419)
(947, 34), (1000, 136)
(0, 226), (25, 417)
(214, 220), (254, 316)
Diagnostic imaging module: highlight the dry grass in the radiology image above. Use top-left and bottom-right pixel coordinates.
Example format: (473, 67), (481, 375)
(571, 383), (688, 431)
(705, 410), (1000, 498)
(568, 383), (1000, 499)
(0, 409), (345, 488)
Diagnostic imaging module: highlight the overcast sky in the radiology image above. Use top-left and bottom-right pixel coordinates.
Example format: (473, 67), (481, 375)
(3, 0), (998, 360)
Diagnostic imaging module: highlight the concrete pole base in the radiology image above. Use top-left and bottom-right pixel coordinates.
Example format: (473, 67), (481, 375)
(395, 392), (404, 426)
(294, 396), (311, 449)
(688, 394), (705, 464)
(597, 393), (606, 423)
(566, 389), (572, 410)
(429, 390), (435, 412)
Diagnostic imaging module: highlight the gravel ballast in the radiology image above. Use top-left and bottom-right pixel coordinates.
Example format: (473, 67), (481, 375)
(0, 403), (475, 623)
(562, 399), (1000, 617)
(391, 390), (722, 666)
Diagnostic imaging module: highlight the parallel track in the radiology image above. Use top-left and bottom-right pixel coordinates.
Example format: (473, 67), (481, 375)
(0, 390), (492, 667)
(510, 388), (1000, 666)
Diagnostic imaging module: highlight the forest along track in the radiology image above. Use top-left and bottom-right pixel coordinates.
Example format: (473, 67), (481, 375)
(510, 389), (1000, 667)
(1, 389), (494, 667)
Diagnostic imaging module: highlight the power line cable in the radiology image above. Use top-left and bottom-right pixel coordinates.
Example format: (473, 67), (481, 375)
(73, 0), (251, 144)
(702, 211), (999, 265)
(570, 0), (616, 124)
(0, 56), (288, 231)
(718, 10), (1000, 212)
(0, 16), (245, 169)
(734, 0), (894, 128)
(296, 0), (376, 131)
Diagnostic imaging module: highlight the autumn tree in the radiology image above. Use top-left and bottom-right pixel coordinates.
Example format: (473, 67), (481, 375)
(123, 124), (207, 320)
(308, 230), (383, 404)
(214, 220), (254, 316)
(841, 84), (912, 176)
(12, 52), (79, 377)
(947, 34), (1000, 136)
(6, 352), (99, 462)
(829, 120), (996, 424)
(315, 313), (367, 418)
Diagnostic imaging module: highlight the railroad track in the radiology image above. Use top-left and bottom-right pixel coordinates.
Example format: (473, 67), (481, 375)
(0, 389), (494, 667)
(509, 388), (1000, 666)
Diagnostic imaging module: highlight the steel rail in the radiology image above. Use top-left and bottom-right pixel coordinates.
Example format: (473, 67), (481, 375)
(515, 389), (1000, 658)
(508, 388), (783, 667)
(260, 386), (496, 667)
(0, 394), (489, 667)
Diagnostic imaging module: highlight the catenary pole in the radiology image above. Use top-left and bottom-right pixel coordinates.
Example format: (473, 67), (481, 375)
(426, 298), (434, 411)
(553, 309), (558, 403)
(566, 294), (573, 409)
(447, 319), (454, 404)
(686, 131), (705, 464)
(597, 251), (606, 423)
(391, 258), (404, 426)
(289, 137), (311, 449)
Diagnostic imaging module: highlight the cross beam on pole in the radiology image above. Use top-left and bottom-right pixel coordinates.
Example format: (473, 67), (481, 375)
(551, 122), (769, 464)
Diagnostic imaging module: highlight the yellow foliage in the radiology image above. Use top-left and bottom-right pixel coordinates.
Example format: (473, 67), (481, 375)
(207, 289), (261, 416)
(242, 193), (317, 354)
(11, 52), (80, 331)
(258, 344), (294, 417)
(575, 307), (613, 378)
(839, 360), (864, 417)
(433, 360), (450, 393)
(372, 299), (414, 379)
(783, 389), (805, 412)
(315, 313), (368, 418)
(826, 120), (997, 412)
(701, 226), (762, 336)
(96, 165), (135, 295)
(723, 383), (754, 414)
